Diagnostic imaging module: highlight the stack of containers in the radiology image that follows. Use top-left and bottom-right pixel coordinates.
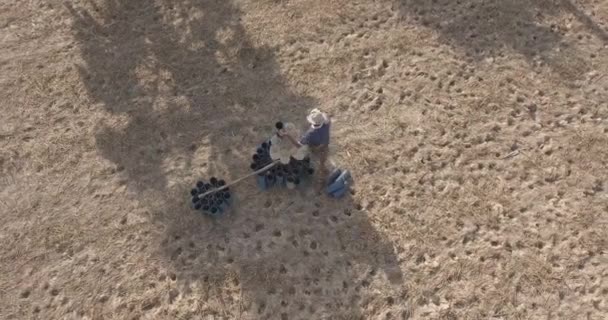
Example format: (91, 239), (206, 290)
(251, 122), (315, 191)
(190, 177), (232, 217)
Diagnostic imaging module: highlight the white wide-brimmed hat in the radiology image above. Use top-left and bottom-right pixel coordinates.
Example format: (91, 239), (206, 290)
(307, 108), (329, 127)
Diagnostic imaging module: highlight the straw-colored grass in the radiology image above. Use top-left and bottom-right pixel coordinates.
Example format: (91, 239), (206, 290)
(1, 0), (607, 319)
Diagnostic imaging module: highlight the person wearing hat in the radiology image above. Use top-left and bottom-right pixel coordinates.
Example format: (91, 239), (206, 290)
(281, 108), (331, 192)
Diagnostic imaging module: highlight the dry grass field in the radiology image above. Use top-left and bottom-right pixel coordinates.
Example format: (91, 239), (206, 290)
(1, 0), (607, 319)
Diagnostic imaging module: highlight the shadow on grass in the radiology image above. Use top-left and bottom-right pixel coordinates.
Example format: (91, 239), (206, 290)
(395, 0), (603, 81)
(67, 0), (403, 318)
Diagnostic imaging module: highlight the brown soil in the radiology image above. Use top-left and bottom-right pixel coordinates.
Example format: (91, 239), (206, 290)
(1, 0), (607, 319)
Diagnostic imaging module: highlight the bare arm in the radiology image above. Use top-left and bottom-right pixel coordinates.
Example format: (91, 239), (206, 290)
(284, 134), (303, 147)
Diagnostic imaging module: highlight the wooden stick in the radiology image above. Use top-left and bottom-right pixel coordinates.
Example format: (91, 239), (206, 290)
(197, 160), (280, 199)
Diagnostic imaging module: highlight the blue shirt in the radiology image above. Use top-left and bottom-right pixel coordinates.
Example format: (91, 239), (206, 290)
(300, 121), (330, 146)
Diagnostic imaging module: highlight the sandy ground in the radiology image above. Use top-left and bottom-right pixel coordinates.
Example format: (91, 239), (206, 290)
(1, 0), (608, 319)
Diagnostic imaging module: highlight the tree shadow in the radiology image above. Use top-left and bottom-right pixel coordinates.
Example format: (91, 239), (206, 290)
(67, 0), (403, 318)
(559, 0), (608, 42)
(395, 0), (602, 81)
(66, 0), (310, 194)
(165, 191), (404, 319)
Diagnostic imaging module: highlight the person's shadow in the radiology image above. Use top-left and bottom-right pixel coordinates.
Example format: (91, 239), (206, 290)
(67, 0), (404, 318)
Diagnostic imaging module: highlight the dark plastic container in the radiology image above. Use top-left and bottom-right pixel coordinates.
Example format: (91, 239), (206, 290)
(266, 173), (276, 188)
(223, 192), (232, 205)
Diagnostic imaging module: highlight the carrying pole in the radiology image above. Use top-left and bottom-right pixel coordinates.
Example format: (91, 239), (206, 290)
(197, 160), (280, 199)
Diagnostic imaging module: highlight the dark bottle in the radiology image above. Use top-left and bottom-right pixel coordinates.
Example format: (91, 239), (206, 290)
(294, 177), (301, 185)
(218, 179), (226, 187)
(261, 142), (268, 150)
(204, 183), (212, 190)
(196, 181), (204, 188)
(210, 177), (218, 186)
(251, 163), (259, 171)
(275, 122), (284, 130)
(256, 148), (264, 155)
(200, 198), (209, 206)
(202, 205), (210, 211)
(307, 168), (315, 175)
(190, 188), (199, 196)
(252, 154), (260, 162)
(209, 207), (218, 215)
(194, 203), (202, 210)
(223, 192), (231, 201)
(192, 196), (200, 204)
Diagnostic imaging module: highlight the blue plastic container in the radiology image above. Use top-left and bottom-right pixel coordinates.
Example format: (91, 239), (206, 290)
(326, 170), (351, 195)
(275, 172), (286, 187)
(256, 174), (268, 190)
(327, 168), (342, 185)
(329, 185), (348, 198)
(266, 174), (277, 188)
